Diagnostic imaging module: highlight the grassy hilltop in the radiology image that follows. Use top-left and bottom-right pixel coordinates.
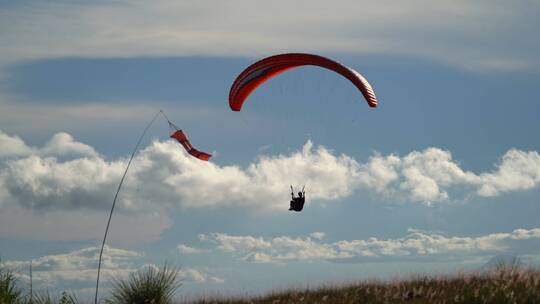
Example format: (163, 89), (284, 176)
(193, 267), (540, 304)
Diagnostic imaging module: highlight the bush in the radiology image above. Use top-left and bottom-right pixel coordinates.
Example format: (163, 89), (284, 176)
(106, 264), (181, 304)
(0, 259), (23, 304)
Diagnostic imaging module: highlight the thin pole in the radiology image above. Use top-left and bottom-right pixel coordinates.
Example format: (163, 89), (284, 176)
(159, 110), (171, 124)
(29, 260), (32, 304)
(94, 110), (162, 304)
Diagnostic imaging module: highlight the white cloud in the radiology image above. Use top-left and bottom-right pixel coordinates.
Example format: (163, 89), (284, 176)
(0, 1), (537, 71)
(1, 131), (539, 213)
(199, 228), (540, 263)
(204, 233), (343, 264)
(357, 148), (540, 205)
(1, 154), (124, 210)
(177, 268), (224, 284)
(178, 244), (209, 254)
(40, 133), (98, 158)
(477, 149), (540, 197)
(3, 246), (141, 289)
(310, 232), (326, 240)
(0, 130), (34, 158)
(357, 148), (479, 204)
(138, 264), (223, 284)
(1, 246), (223, 294)
(0, 132), (363, 211)
(0, 130), (97, 159)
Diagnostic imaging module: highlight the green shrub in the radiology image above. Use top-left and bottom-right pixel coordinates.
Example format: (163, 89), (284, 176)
(31, 292), (54, 304)
(22, 290), (78, 304)
(106, 264), (181, 304)
(0, 259), (23, 304)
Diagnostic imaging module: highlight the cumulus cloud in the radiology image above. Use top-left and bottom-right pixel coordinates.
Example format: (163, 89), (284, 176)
(0, 132), (363, 211)
(0, 130), (34, 158)
(0, 130), (97, 159)
(0, 131), (539, 212)
(0, 1), (537, 71)
(137, 263), (223, 284)
(357, 148), (540, 205)
(1, 245), (223, 292)
(3, 246), (141, 289)
(1, 155), (124, 210)
(177, 268), (224, 284)
(477, 149), (540, 197)
(205, 233), (346, 263)
(178, 244), (209, 254)
(40, 133), (98, 158)
(198, 228), (540, 264)
(357, 148), (478, 204)
(310, 232), (326, 240)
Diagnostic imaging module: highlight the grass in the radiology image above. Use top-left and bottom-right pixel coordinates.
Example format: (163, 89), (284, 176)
(31, 291), (78, 304)
(191, 267), (540, 304)
(0, 259), (23, 304)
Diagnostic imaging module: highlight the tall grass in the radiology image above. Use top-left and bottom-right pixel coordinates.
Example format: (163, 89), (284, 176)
(0, 259), (23, 304)
(193, 266), (540, 304)
(106, 264), (181, 304)
(0, 264), (78, 304)
(30, 291), (79, 304)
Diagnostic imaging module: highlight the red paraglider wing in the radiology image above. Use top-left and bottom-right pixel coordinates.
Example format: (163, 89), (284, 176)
(229, 53), (378, 111)
(170, 130), (212, 161)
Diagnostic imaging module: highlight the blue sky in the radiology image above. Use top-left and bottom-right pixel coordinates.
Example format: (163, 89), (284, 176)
(1, 0), (539, 301)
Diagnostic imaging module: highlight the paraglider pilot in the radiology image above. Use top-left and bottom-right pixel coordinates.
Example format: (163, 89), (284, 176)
(289, 185), (305, 212)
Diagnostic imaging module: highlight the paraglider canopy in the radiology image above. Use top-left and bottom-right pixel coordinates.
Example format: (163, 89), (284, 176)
(229, 53), (378, 111)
